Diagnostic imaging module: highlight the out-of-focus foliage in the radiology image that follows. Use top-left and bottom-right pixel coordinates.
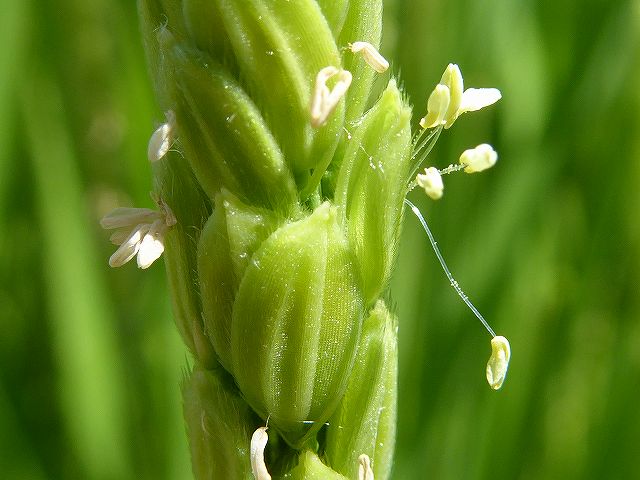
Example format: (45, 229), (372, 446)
(0, 0), (638, 478)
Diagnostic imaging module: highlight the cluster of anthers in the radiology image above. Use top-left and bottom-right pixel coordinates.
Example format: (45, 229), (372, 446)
(407, 63), (511, 393)
(414, 63), (501, 200)
(101, 112), (177, 269)
(100, 194), (176, 269)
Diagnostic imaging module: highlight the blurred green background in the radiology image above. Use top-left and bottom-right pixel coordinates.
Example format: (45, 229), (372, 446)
(1, 0), (638, 478)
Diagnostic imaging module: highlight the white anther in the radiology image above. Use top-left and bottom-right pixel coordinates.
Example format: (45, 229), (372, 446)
(136, 219), (166, 269)
(101, 196), (176, 269)
(349, 41), (389, 73)
(310, 67), (353, 128)
(419, 84), (450, 129)
(250, 426), (271, 480)
(148, 110), (176, 162)
(459, 143), (498, 173)
(486, 336), (511, 390)
(458, 88), (502, 116)
(100, 207), (160, 230)
(416, 167), (444, 200)
(358, 454), (374, 480)
(108, 224), (150, 268)
(420, 64), (501, 129)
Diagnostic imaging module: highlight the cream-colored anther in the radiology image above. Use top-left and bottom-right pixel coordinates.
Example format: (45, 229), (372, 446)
(439, 63), (463, 126)
(486, 336), (511, 390)
(250, 427), (271, 480)
(349, 41), (389, 73)
(358, 454), (375, 480)
(101, 197), (176, 269)
(459, 143), (498, 173)
(416, 167), (444, 200)
(419, 84), (450, 129)
(148, 110), (176, 162)
(136, 219), (167, 269)
(310, 66), (353, 128)
(420, 64), (501, 129)
(458, 88), (502, 116)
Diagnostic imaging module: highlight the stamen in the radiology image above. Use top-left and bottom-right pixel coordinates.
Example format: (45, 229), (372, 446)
(101, 197), (176, 269)
(419, 64), (501, 130)
(349, 41), (389, 73)
(419, 84), (450, 129)
(459, 144), (498, 173)
(358, 454), (374, 480)
(100, 207), (160, 229)
(137, 219), (166, 269)
(486, 335), (511, 390)
(148, 110), (176, 162)
(310, 67), (352, 128)
(250, 426), (271, 480)
(109, 224), (150, 268)
(416, 167), (444, 200)
(459, 88), (502, 115)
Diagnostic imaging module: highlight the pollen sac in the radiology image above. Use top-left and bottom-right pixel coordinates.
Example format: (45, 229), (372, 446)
(358, 455), (374, 480)
(325, 301), (397, 480)
(230, 202), (365, 448)
(420, 84), (450, 129)
(416, 167), (444, 200)
(182, 366), (256, 479)
(334, 79), (412, 304)
(439, 63), (464, 127)
(147, 110), (175, 163)
(198, 189), (282, 372)
(310, 67), (353, 128)
(349, 41), (389, 73)
(250, 427), (271, 480)
(459, 143), (498, 173)
(486, 335), (511, 390)
(458, 88), (502, 117)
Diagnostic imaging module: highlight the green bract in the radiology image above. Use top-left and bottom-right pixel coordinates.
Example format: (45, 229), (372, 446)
(198, 189), (281, 372)
(231, 203), (364, 447)
(325, 301), (398, 480)
(334, 80), (412, 303)
(182, 366), (256, 479)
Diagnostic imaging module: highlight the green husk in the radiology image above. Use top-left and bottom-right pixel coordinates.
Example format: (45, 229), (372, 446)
(231, 202), (364, 447)
(325, 300), (398, 480)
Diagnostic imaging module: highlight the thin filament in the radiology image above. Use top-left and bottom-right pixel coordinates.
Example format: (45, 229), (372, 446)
(408, 126), (443, 183)
(404, 198), (496, 338)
